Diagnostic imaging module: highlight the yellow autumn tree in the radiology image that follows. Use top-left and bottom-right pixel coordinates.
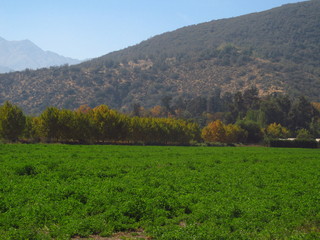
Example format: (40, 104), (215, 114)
(201, 120), (227, 143)
(265, 123), (289, 139)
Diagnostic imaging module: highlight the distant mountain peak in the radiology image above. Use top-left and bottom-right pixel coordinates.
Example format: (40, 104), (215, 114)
(20, 39), (36, 45)
(0, 37), (80, 73)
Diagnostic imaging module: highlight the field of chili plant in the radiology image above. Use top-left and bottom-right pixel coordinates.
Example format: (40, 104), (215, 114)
(0, 144), (319, 239)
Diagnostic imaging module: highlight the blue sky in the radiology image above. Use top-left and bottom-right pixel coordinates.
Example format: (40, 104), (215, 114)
(0, 0), (306, 60)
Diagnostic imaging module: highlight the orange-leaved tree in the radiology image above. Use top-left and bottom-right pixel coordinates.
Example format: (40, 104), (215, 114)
(201, 120), (226, 143)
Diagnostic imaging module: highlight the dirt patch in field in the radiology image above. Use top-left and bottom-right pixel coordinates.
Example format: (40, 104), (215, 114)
(72, 229), (152, 240)
(297, 221), (320, 234)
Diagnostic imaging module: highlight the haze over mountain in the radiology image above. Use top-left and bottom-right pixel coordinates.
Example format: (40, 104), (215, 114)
(0, 0), (319, 114)
(0, 37), (80, 73)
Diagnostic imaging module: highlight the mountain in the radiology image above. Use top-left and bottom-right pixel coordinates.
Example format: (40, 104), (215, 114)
(0, 0), (320, 114)
(0, 37), (80, 73)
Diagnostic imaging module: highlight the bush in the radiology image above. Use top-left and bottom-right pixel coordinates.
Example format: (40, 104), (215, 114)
(265, 123), (289, 139)
(269, 139), (318, 148)
(296, 128), (313, 140)
(237, 120), (263, 143)
(225, 124), (248, 143)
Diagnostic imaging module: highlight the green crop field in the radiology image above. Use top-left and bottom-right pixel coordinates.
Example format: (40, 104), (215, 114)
(0, 144), (319, 240)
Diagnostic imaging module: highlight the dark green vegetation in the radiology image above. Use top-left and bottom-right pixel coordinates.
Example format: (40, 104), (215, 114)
(1, 92), (320, 145)
(1, 1), (320, 114)
(1, 144), (320, 239)
(268, 139), (318, 148)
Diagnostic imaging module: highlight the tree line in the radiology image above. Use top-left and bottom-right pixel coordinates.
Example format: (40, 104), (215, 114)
(0, 102), (200, 145)
(0, 90), (319, 145)
(132, 87), (320, 141)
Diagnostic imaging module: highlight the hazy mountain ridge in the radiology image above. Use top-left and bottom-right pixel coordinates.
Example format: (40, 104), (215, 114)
(0, 37), (80, 72)
(0, 0), (319, 114)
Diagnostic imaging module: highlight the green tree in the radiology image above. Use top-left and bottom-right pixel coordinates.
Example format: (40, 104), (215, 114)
(227, 92), (246, 122)
(296, 128), (313, 140)
(243, 86), (260, 110)
(23, 116), (38, 142)
(92, 105), (131, 143)
(73, 107), (95, 143)
(0, 101), (26, 142)
(36, 107), (60, 142)
(225, 124), (248, 143)
(260, 100), (280, 126)
(288, 96), (315, 131)
(265, 123), (289, 139)
(309, 118), (320, 138)
(130, 117), (146, 144)
(237, 120), (263, 143)
(57, 109), (76, 142)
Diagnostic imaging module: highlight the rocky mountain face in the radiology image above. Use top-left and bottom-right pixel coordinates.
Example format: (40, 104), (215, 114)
(0, 37), (80, 73)
(0, 0), (319, 114)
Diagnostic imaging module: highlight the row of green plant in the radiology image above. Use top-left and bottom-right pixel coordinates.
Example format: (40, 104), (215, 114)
(0, 101), (319, 147)
(0, 102), (200, 145)
(1, 144), (320, 239)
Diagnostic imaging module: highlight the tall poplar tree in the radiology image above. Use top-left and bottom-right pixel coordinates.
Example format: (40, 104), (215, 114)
(0, 101), (26, 141)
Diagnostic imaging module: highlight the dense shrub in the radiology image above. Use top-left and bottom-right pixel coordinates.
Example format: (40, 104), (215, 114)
(268, 139), (318, 148)
(265, 123), (289, 139)
(237, 120), (263, 143)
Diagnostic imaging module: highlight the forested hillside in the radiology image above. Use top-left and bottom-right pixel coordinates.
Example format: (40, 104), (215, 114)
(0, 0), (319, 114)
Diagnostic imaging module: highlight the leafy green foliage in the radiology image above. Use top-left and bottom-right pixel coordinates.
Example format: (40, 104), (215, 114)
(288, 96), (317, 131)
(0, 101), (26, 141)
(236, 120), (264, 143)
(2, 95), (320, 144)
(264, 123), (289, 139)
(0, 144), (320, 239)
(21, 104), (200, 145)
(296, 129), (313, 140)
(15, 164), (37, 176)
